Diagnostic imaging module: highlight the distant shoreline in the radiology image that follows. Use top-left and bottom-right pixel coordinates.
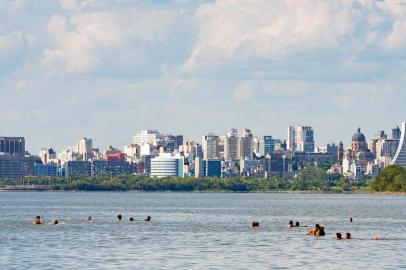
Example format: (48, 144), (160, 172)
(0, 187), (405, 195)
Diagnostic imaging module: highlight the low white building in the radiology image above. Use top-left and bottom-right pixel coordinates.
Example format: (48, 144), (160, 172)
(150, 153), (184, 178)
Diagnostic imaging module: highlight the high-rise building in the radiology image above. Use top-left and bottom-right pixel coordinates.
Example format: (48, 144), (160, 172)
(124, 143), (139, 162)
(194, 157), (221, 178)
(338, 141), (344, 163)
(0, 137), (25, 156)
(392, 122), (406, 167)
(287, 126), (314, 152)
(164, 135), (183, 151)
(239, 128), (253, 160)
(194, 144), (203, 160)
(150, 153), (184, 178)
(133, 130), (162, 146)
(202, 133), (219, 160)
(392, 126), (401, 140)
(77, 138), (93, 161)
(376, 139), (399, 160)
(259, 136), (275, 157)
(57, 148), (79, 164)
(39, 147), (57, 164)
(224, 129), (239, 161)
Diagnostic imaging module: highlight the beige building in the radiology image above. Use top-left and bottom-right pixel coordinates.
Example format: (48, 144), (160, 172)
(224, 129), (239, 161)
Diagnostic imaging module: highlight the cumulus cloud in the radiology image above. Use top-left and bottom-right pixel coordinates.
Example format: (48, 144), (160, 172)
(232, 81), (254, 101)
(182, 0), (406, 80)
(1, 0), (406, 150)
(42, 6), (192, 75)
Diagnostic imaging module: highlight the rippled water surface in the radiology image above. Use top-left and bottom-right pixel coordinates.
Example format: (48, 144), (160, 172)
(0, 192), (405, 269)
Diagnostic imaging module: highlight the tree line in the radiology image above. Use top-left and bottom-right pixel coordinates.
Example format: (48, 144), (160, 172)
(0, 166), (371, 192)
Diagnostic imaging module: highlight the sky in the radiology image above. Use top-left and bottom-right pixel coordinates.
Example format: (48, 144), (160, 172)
(1, 0), (406, 153)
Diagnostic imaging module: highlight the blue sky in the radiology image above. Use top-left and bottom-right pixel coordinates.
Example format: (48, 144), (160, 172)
(1, 0), (406, 153)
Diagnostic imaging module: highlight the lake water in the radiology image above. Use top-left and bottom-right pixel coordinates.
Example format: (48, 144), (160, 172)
(0, 192), (405, 269)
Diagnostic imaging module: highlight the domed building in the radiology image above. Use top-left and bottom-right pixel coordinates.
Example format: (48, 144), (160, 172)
(343, 128), (375, 178)
(351, 128), (368, 153)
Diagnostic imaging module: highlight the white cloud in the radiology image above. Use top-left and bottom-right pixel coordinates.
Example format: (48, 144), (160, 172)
(0, 31), (25, 58)
(2, 0), (406, 151)
(42, 8), (184, 74)
(232, 81), (254, 102)
(182, 0), (406, 79)
(385, 19), (406, 49)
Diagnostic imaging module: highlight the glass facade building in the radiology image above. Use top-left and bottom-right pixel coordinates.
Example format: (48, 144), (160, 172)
(0, 137), (25, 156)
(392, 122), (406, 167)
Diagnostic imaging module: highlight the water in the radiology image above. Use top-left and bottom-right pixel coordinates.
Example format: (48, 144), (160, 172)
(0, 192), (405, 270)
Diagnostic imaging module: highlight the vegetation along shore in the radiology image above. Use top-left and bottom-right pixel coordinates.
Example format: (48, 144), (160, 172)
(0, 166), (405, 193)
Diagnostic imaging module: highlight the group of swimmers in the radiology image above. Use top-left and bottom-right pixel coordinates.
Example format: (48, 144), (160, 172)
(33, 215), (386, 240)
(251, 217), (357, 240)
(32, 214), (152, 225)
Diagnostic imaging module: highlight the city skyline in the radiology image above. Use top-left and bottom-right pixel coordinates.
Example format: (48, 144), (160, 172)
(2, 123), (403, 156)
(1, 0), (406, 152)
(2, 123), (405, 153)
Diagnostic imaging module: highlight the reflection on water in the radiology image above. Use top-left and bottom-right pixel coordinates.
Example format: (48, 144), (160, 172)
(1, 192), (405, 269)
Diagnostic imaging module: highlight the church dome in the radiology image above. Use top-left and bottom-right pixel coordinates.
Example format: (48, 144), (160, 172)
(352, 128), (366, 142)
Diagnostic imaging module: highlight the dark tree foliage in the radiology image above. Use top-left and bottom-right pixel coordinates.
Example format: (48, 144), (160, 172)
(0, 166), (368, 192)
(370, 165), (406, 192)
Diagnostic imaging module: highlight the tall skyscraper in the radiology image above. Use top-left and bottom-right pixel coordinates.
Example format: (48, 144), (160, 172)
(202, 133), (219, 160)
(392, 122), (406, 167)
(0, 137), (25, 156)
(287, 126), (315, 152)
(224, 129), (239, 161)
(239, 128), (253, 160)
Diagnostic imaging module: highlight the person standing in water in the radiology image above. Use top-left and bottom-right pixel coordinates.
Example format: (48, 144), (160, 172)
(32, 216), (43, 225)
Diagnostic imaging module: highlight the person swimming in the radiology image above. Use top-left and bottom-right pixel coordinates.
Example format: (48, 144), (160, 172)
(288, 220), (294, 228)
(145, 216), (151, 222)
(252, 222), (260, 228)
(336, 233), (343, 240)
(32, 216), (43, 225)
(349, 217), (353, 223)
(129, 217), (134, 222)
(117, 214), (123, 222)
(307, 224), (319, 235)
(317, 226), (326, 236)
(295, 221), (300, 227)
(345, 232), (351, 240)
(85, 216), (92, 222)
(52, 219), (59, 225)
(308, 224), (325, 236)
